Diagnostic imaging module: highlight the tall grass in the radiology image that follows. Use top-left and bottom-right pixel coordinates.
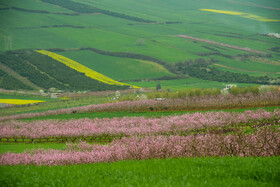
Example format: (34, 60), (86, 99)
(1, 157), (279, 186)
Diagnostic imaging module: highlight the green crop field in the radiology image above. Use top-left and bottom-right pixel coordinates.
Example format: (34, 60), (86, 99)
(125, 78), (260, 90)
(213, 65), (280, 78)
(1, 0), (279, 91)
(0, 143), (66, 154)
(57, 50), (173, 81)
(1, 157), (279, 186)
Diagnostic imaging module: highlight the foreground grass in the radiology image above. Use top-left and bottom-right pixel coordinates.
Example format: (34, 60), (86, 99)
(0, 157), (279, 186)
(23, 105), (280, 121)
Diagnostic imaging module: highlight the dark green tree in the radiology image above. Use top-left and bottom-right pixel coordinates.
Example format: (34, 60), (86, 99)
(156, 83), (161, 91)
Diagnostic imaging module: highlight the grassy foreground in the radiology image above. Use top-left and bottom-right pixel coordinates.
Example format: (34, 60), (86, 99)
(0, 157), (279, 186)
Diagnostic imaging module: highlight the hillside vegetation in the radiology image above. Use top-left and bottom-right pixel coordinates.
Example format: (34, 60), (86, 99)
(0, 0), (279, 90)
(0, 50), (129, 91)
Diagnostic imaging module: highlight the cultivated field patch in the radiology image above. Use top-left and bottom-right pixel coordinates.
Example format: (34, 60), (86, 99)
(200, 9), (280, 22)
(35, 50), (138, 88)
(0, 99), (45, 105)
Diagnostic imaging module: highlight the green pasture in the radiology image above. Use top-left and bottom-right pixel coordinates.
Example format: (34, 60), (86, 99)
(125, 78), (259, 90)
(1, 157), (279, 186)
(57, 50), (173, 81)
(210, 56), (280, 78)
(0, 0), (279, 89)
(214, 57), (280, 73)
(79, 0), (280, 21)
(213, 65), (280, 78)
(0, 143), (66, 154)
(0, 0), (75, 13)
(1, 0), (279, 57)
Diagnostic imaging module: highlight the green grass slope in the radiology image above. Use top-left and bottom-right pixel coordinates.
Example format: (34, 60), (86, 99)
(56, 50), (174, 81)
(1, 157), (279, 186)
(0, 0), (279, 89)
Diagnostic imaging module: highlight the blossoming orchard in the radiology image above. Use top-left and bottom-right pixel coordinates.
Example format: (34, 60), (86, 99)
(1, 106), (279, 166)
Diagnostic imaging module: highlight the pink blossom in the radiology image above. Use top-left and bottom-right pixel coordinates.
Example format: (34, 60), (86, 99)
(1, 128), (278, 166)
(0, 110), (278, 140)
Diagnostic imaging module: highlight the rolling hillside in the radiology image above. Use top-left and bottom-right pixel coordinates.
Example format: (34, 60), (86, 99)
(0, 0), (279, 91)
(0, 50), (130, 91)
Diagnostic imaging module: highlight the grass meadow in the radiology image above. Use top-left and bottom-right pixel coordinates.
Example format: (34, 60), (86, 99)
(125, 78), (260, 90)
(1, 157), (279, 186)
(57, 50), (174, 81)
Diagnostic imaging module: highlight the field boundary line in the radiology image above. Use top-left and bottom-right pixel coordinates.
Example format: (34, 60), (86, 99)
(176, 35), (268, 54)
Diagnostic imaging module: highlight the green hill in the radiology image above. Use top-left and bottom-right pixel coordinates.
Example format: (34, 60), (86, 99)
(0, 0), (279, 91)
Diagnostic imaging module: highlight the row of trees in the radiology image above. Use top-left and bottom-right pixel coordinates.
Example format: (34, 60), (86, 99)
(19, 50), (128, 91)
(174, 58), (278, 85)
(0, 69), (31, 90)
(0, 52), (68, 90)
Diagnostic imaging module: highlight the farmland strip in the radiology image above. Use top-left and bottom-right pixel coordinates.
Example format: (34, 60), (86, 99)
(176, 35), (268, 54)
(0, 92), (279, 121)
(41, 0), (154, 23)
(47, 47), (169, 67)
(213, 63), (279, 74)
(1, 6), (80, 15)
(200, 9), (279, 22)
(35, 50), (138, 88)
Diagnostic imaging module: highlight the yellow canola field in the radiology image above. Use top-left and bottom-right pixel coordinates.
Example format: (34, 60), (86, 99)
(200, 9), (280, 22)
(35, 50), (139, 88)
(0, 99), (45, 105)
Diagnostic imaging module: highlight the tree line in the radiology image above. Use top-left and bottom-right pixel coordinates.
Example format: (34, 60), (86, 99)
(173, 58), (279, 85)
(0, 69), (32, 90)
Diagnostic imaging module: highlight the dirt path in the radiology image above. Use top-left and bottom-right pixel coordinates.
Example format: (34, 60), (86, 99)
(214, 63), (279, 74)
(0, 62), (41, 90)
(176, 35), (268, 54)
